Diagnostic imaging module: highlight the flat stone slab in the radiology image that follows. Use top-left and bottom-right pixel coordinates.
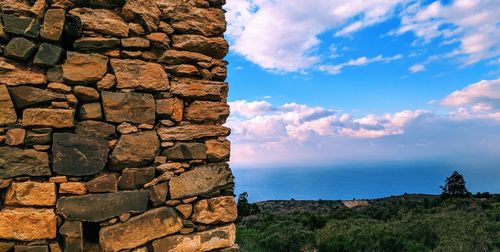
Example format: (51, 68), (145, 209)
(99, 207), (183, 252)
(62, 52), (109, 84)
(2, 13), (40, 39)
(0, 147), (50, 179)
(22, 108), (75, 128)
(8, 85), (66, 109)
(52, 133), (109, 176)
(110, 59), (169, 91)
(0, 58), (47, 86)
(0, 208), (57, 241)
(0, 84), (17, 126)
(5, 181), (56, 206)
(110, 131), (160, 169)
(171, 78), (228, 101)
(56, 191), (149, 222)
(69, 8), (129, 38)
(157, 125), (230, 141)
(101, 91), (155, 124)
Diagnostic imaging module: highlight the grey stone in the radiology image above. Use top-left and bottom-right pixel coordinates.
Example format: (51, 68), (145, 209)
(4, 37), (37, 61)
(118, 167), (156, 190)
(7, 86), (66, 109)
(2, 13), (40, 39)
(78, 102), (102, 120)
(163, 142), (207, 160)
(101, 91), (155, 124)
(110, 131), (160, 169)
(52, 133), (109, 176)
(25, 128), (52, 146)
(73, 37), (120, 51)
(0, 147), (50, 179)
(75, 120), (115, 139)
(56, 191), (149, 222)
(33, 43), (64, 67)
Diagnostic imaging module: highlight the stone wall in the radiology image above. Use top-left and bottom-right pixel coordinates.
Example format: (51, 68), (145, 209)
(0, 0), (237, 251)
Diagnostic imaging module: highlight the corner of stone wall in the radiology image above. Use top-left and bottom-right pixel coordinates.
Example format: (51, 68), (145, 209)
(0, 0), (237, 251)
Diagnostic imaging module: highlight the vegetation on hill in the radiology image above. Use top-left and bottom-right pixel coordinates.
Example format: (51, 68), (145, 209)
(236, 171), (500, 251)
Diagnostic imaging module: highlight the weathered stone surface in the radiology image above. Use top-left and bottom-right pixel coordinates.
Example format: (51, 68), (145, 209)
(78, 102), (102, 120)
(75, 120), (115, 139)
(59, 182), (87, 195)
(7, 86), (66, 109)
(176, 204), (193, 219)
(63, 14), (83, 42)
(0, 208), (57, 241)
(0, 147), (50, 179)
(13, 245), (49, 252)
(41, 9), (66, 42)
(46, 66), (63, 83)
(59, 221), (83, 252)
(47, 82), (71, 93)
(206, 139), (230, 161)
(97, 73), (116, 90)
(4, 37), (37, 61)
(1, 13), (40, 39)
(118, 167), (155, 190)
(22, 108), (75, 128)
(73, 37), (120, 51)
(0, 58), (47, 86)
(0, 241), (14, 252)
(5, 181), (56, 206)
(110, 59), (169, 91)
(171, 78), (228, 101)
(166, 64), (199, 77)
(156, 97), (183, 122)
(0, 0), (46, 17)
(110, 131), (160, 169)
(168, 7), (225, 37)
(101, 91), (155, 124)
(172, 35), (228, 59)
(211, 66), (227, 81)
(74, 86), (99, 102)
(121, 0), (161, 33)
(99, 207), (183, 252)
(33, 43), (64, 67)
(159, 50), (211, 65)
(152, 224), (236, 252)
(186, 101), (230, 123)
(69, 8), (129, 37)
(0, 85), (17, 126)
(5, 128), (25, 146)
(157, 125), (230, 141)
(116, 122), (137, 134)
(146, 32), (170, 49)
(25, 128), (51, 146)
(56, 191), (149, 222)
(86, 173), (119, 193)
(169, 163), (233, 199)
(121, 37), (150, 50)
(192, 196), (237, 224)
(77, 0), (125, 8)
(62, 52), (109, 84)
(52, 133), (109, 176)
(149, 182), (168, 206)
(163, 142), (207, 160)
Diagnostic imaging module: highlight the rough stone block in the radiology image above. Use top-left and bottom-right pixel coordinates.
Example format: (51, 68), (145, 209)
(172, 35), (228, 59)
(62, 52), (109, 84)
(75, 120), (115, 139)
(171, 78), (228, 101)
(73, 37), (120, 51)
(157, 125), (230, 141)
(110, 59), (169, 91)
(69, 8), (129, 37)
(192, 196), (237, 224)
(163, 142), (207, 160)
(0, 208), (57, 241)
(4, 37), (37, 61)
(33, 43), (64, 67)
(5, 181), (56, 206)
(185, 101), (230, 123)
(101, 91), (155, 124)
(8, 86), (66, 109)
(0, 84), (17, 126)
(0, 147), (50, 179)
(110, 131), (160, 169)
(41, 8), (66, 42)
(1, 13), (40, 39)
(86, 173), (119, 193)
(22, 108), (75, 128)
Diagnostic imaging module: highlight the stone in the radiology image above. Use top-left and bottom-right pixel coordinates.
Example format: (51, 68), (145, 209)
(62, 52), (109, 84)
(168, 6), (225, 37)
(99, 207), (183, 252)
(59, 182), (87, 195)
(1, 13), (40, 39)
(51, 101), (70, 108)
(138, 123), (154, 129)
(192, 196), (237, 224)
(5, 128), (26, 146)
(73, 37), (120, 51)
(13, 245), (49, 252)
(171, 78), (228, 101)
(0, 85), (17, 126)
(41, 9), (66, 42)
(110, 59), (169, 91)
(56, 191), (149, 222)
(120, 50), (142, 59)
(156, 97), (184, 122)
(163, 143), (207, 160)
(48, 243), (61, 252)
(0, 179), (13, 189)
(4, 37), (37, 61)
(121, 37), (150, 50)
(146, 32), (170, 49)
(46, 67), (63, 82)
(121, 0), (161, 33)
(62, 14), (83, 42)
(206, 139), (230, 161)
(52, 133), (109, 176)
(59, 221), (83, 252)
(86, 173), (119, 193)
(75, 120), (115, 139)
(0, 58), (47, 86)
(149, 182), (168, 206)
(101, 91), (155, 124)
(25, 128), (52, 146)
(74, 86), (99, 102)
(118, 167), (156, 190)
(152, 224), (236, 252)
(119, 212), (131, 222)
(211, 66), (227, 81)
(22, 108), (75, 128)
(0, 208), (57, 240)
(159, 50), (211, 65)
(5, 181), (56, 206)
(185, 101), (230, 123)
(169, 163), (233, 199)
(0, 147), (50, 179)
(176, 204), (193, 219)
(172, 35), (228, 59)
(77, 0), (125, 8)
(166, 64), (199, 76)
(69, 8), (129, 37)
(110, 131), (160, 169)
(7, 86), (66, 109)
(0, 241), (14, 252)
(157, 125), (230, 141)
(143, 171), (174, 188)
(128, 22), (145, 36)
(78, 102), (103, 120)
(33, 43), (64, 67)
(159, 21), (174, 34)
(117, 122), (137, 134)
(49, 176), (68, 183)
(47, 82), (71, 93)
(97, 73), (116, 90)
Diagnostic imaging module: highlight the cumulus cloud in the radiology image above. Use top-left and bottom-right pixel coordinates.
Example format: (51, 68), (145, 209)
(318, 54), (403, 75)
(409, 63), (425, 73)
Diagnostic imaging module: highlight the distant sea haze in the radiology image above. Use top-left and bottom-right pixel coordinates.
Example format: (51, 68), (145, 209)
(233, 162), (500, 202)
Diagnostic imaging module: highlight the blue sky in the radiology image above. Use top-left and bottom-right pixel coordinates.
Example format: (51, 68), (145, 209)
(222, 0), (500, 170)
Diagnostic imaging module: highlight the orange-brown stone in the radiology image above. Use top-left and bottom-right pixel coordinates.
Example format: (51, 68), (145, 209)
(0, 208), (57, 241)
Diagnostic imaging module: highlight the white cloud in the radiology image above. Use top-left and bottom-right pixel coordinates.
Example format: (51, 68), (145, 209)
(409, 63), (425, 73)
(318, 54), (403, 75)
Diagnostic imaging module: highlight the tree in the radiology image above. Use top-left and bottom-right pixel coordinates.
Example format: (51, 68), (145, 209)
(237, 192), (260, 217)
(440, 171), (471, 198)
